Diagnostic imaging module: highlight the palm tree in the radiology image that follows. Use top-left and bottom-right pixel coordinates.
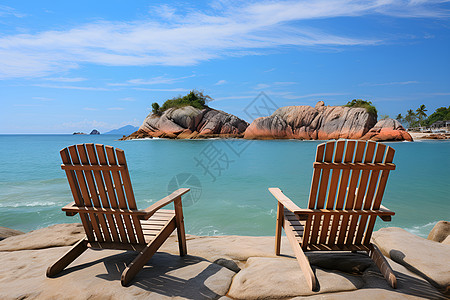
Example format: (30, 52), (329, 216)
(416, 104), (427, 127)
(396, 113), (403, 123)
(405, 109), (417, 128)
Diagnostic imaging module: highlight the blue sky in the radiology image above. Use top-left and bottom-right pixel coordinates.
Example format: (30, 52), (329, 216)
(1, 0), (449, 133)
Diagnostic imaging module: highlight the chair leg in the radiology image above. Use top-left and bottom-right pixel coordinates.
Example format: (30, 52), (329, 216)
(369, 243), (397, 289)
(46, 238), (88, 277)
(174, 197), (187, 256)
(283, 221), (317, 290)
(121, 219), (176, 287)
(275, 202), (284, 255)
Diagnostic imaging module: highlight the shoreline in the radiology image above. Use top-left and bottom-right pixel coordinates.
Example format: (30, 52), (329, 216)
(409, 132), (450, 140)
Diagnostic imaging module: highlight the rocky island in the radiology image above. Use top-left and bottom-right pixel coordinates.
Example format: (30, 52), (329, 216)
(121, 93), (412, 142)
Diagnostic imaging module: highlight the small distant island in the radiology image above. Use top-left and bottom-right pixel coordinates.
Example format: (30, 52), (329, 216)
(73, 129), (101, 135)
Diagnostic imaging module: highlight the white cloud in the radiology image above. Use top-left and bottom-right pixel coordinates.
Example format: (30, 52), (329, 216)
(0, 1), (448, 78)
(359, 80), (419, 86)
(254, 83), (270, 90)
(109, 74), (195, 86)
(133, 87), (190, 92)
(120, 97), (135, 101)
(274, 81), (297, 86)
(282, 92), (347, 99)
(108, 107), (124, 110)
(32, 96), (54, 101)
(214, 79), (227, 85)
(264, 68), (276, 73)
(43, 77), (87, 82)
(33, 83), (113, 91)
(212, 95), (254, 101)
(83, 107), (98, 111)
(0, 5), (26, 18)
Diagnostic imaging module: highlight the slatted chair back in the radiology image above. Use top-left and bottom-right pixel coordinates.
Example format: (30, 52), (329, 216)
(60, 143), (145, 245)
(302, 140), (395, 249)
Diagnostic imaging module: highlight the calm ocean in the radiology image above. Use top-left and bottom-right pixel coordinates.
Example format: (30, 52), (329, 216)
(0, 135), (449, 237)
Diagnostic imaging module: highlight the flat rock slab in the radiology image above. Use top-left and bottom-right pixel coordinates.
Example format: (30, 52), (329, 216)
(228, 257), (364, 298)
(0, 226), (24, 240)
(0, 223), (84, 251)
(373, 227), (450, 293)
(160, 235), (295, 267)
(0, 247), (235, 300)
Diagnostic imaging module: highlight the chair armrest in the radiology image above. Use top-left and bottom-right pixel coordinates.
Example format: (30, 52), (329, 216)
(62, 202), (78, 216)
(62, 202), (148, 217)
(268, 187), (302, 213)
(140, 188), (190, 220)
(379, 204), (395, 221)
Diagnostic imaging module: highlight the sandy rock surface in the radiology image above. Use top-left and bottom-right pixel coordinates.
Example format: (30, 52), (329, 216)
(373, 227), (450, 293)
(228, 257), (364, 298)
(0, 223), (84, 251)
(427, 221), (450, 243)
(0, 224), (448, 299)
(0, 226), (24, 240)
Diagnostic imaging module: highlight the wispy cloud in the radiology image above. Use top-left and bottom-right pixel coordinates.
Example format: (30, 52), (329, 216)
(359, 80), (419, 86)
(32, 96), (54, 101)
(0, 1), (448, 78)
(214, 79), (227, 85)
(430, 92), (450, 96)
(254, 83), (270, 90)
(119, 97), (135, 101)
(0, 5), (26, 18)
(212, 95), (254, 101)
(33, 84), (113, 91)
(264, 68), (276, 73)
(133, 87), (190, 92)
(282, 92), (347, 99)
(83, 107), (98, 111)
(109, 74), (195, 86)
(108, 107), (124, 110)
(274, 81), (297, 86)
(43, 77), (87, 82)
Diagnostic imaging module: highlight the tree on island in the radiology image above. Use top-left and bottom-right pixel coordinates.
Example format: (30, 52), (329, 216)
(151, 90), (211, 116)
(423, 106), (450, 126)
(396, 113), (403, 123)
(343, 99), (377, 117)
(404, 109), (417, 128)
(415, 104), (427, 127)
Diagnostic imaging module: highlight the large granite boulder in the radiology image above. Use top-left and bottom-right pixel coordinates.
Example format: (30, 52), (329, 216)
(228, 257), (364, 298)
(122, 106), (248, 140)
(244, 102), (377, 140)
(0, 226), (24, 240)
(372, 227), (450, 293)
(0, 223), (84, 251)
(427, 221), (450, 243)
(361, 118), (413, 141)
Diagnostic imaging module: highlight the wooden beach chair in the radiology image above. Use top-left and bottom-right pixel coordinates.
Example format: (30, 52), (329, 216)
(46, 143), (190, 286)
(270, 140), (397, 290)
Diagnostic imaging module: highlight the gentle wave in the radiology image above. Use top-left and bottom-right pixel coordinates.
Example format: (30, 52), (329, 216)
(404, 221), (438, 238)
(0, 201), (59, 208)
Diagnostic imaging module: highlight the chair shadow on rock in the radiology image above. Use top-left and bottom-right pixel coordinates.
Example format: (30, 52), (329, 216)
(99, 252), (225, 298)
(54, 250), (226, 298)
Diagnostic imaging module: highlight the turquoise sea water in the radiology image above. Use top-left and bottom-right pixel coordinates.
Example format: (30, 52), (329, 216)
(0, 135), (449, 237)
